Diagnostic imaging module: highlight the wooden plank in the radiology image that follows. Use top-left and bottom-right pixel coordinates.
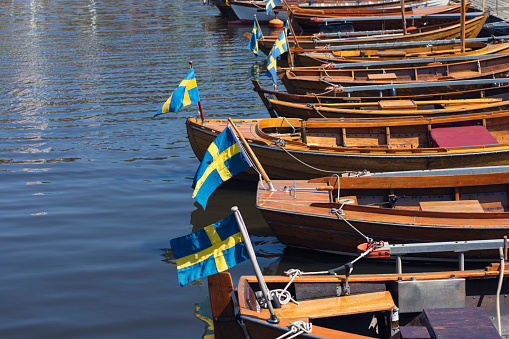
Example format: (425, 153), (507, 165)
(376, 50), (407, 57)
(276, 291), (395, 320)
(208, 273), (246, 339)
(378, 100), (417, 110)
(419, 200), (484, 213)
(423, 307), (501, 338)
(367, 73), (398, 80)
(399, 326), (431, 338)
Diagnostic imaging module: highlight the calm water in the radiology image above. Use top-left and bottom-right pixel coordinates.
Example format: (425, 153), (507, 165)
(0, 1), (486, 338)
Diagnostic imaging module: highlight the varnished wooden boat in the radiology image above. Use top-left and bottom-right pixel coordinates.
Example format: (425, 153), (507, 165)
(290, 1), (463, 16)
(258, 12), (488, 55)
(186, 112), (509, 179)
(292, 5), (471, 32)
(256, 167), (509, 256)
(267, 97), (509, 119)
(294, 40), (509, 67)
(279, 53), (509, 95)
(229, 0), (448, 23)
(252, 79), (509, 105)
(211, 261), (509, 338)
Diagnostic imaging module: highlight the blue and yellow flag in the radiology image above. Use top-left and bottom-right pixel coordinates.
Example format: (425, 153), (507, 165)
(247, 20), (261, 56)
(265, 27), (287, 83)
(170, 213), (248, 287)
(192, 125), (252, 209)
(155, 68), (200, 117)
(266, 0), (282, 14)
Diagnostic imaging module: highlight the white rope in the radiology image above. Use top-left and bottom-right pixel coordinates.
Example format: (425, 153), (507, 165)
(274, 138), (361, 175)
(331, 207), (371, 243)
(276, 321), (312, 339)
(271, 269), (301, 306)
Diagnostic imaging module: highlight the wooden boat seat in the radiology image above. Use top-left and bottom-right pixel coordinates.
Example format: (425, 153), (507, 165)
(376, 50), (406, 57)
(367, 73), (397, 80)
(378, 100), (417, 110)
(430, 125), (498, 147)
(437, 75), (455, 81)
(277, 291), (395, 321)
(419, 200), (484, 213)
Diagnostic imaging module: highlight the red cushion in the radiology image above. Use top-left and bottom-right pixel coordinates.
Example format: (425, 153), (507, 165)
(430, 125), (498, 148)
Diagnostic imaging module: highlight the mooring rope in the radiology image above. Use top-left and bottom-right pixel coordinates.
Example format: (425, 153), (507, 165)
(306, 103), (327, 118)
(273, 138), (363, 175)
(276, 321), (313, 339)
(331, 206), (372, 243)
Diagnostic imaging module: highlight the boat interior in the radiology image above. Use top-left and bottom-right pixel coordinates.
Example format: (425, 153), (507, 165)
(240, 263), (509, 338)
(257, 115), (509, 150)
(306, 173), (509, 214)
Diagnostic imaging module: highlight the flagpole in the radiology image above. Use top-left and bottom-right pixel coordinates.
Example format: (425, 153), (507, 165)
(254, 15), (264, 39)
(284, 22), (294, 69)
(232, 206), (280, 324)
(282, 0), (300, 50)
(189, 61), (205, 122)
(228, 118), (276, 191)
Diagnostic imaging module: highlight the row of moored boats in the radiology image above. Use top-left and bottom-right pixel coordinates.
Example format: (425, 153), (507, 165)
(192, 0), (509, 337)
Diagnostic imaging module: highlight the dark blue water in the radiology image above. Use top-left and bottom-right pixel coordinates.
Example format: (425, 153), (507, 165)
(0, 1), (283, 337)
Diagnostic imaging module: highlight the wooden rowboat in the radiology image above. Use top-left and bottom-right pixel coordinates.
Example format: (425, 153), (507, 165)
(256, 167), (509, 256)
(252, 79), (509, 105)
(229, 0), (448, 23)
(292, 6), (473, 32)
(186, 112), (509, 179)
(289, 1), (464, 16)
(293, 40), (509, 67)
(211, 260), (509, 338)
(258, 13), (488, 55)
(267, 97), (509, 119)
(279, 53), (509, 95)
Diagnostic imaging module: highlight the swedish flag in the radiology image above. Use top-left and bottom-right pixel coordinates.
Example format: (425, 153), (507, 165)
(265, 27), (287, 83)
(266, 0), (282, 14)
(171, 213), (248, 287)
(247, 20), (261, 56)
(192, 125), (252, 209)
(155, 68), (200, 117)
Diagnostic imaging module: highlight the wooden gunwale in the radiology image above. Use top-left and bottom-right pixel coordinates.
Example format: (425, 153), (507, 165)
(294, 41), (509, 67)
(268, 97), (509, 119)
(310, 171), (509, 189)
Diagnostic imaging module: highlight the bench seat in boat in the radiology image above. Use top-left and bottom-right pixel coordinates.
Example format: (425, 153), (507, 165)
(276, 291), (395, 321)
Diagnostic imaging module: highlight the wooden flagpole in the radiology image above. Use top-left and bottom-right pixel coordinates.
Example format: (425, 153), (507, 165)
(228, 118), (276, 191)
(400, 0), (407, 35)
(460, 0), (466, 53)
(189, 61), (205, 122)
(282, 0), (300, 50)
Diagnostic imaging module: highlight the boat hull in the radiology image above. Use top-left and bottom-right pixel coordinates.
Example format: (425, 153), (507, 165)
(257, 177), (509, 257)
(230, 0), (448, 23)
(186, 117), (509, 179)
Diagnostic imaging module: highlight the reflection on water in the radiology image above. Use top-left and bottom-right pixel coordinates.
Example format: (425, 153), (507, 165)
(0, 0), (278, 338)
